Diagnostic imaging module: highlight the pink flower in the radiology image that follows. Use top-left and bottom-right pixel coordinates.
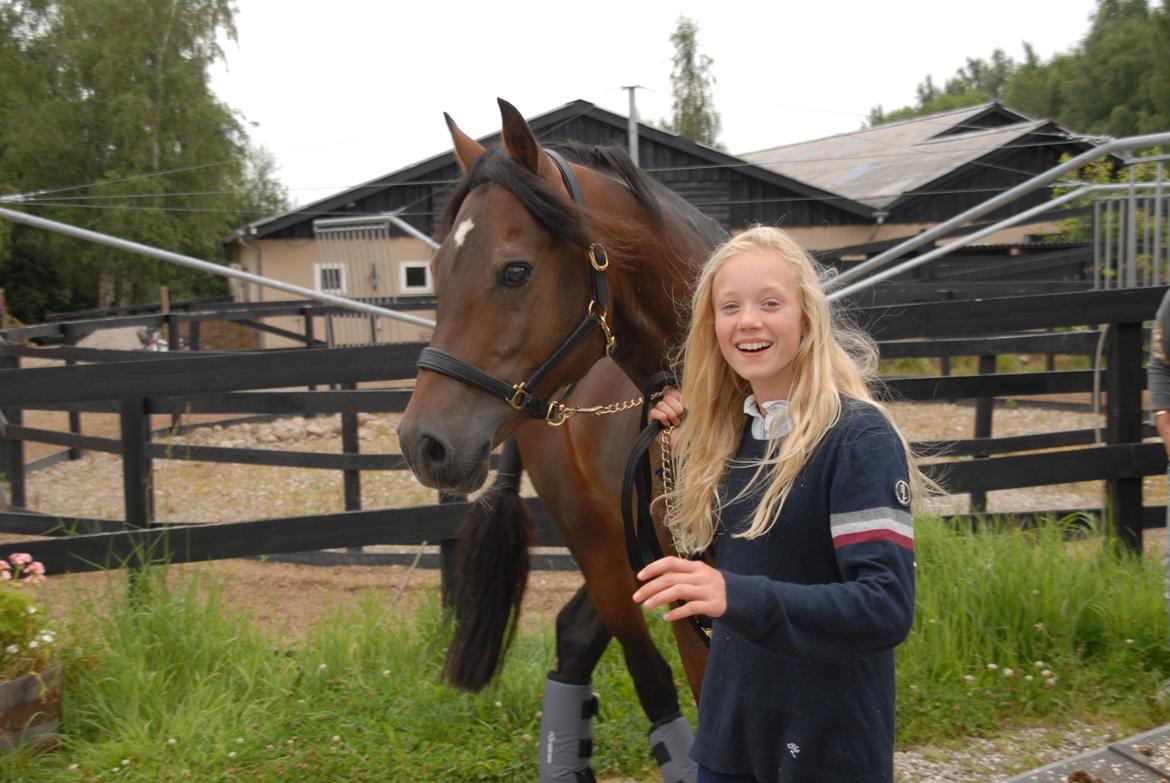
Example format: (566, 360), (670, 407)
(0, 559), (9, 571)
(8, 553), (32, 567)
(24, 562), (44, 576)
(0, 570), (10, 581)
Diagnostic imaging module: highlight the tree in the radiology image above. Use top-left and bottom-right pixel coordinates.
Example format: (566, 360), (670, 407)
(662, 16), (723, 148)
(870, 0), (1170, 136)
(0, 0), (287, 322)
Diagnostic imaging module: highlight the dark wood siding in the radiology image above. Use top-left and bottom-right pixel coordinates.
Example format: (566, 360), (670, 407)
(889, 133), (1086, 224)
(258, 111), (868, 242)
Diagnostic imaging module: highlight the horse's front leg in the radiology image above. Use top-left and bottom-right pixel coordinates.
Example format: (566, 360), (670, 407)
(518, 416), (696, 783)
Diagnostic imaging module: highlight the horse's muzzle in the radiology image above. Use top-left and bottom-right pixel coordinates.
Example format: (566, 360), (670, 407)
(398, 421), (491, 494)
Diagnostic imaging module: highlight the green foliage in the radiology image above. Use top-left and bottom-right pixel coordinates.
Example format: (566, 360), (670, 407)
(0, 0), (288, 322)
(869, 0), (1170, 136)
(662, 16), (723, 149)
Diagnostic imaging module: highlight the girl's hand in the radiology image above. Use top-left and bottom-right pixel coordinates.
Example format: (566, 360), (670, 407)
(648, 387), (684, 448)
(632, 556), (726, 621)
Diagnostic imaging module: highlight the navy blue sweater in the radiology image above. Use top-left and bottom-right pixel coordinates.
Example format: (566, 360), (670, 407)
(690, 398), (916, 783)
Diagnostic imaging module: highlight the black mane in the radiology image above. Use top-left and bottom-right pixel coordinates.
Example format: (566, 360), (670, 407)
(439, 142), (725, 252)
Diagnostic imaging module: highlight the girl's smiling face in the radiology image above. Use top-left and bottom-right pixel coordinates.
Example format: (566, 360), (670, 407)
(712, 249), (806, 402)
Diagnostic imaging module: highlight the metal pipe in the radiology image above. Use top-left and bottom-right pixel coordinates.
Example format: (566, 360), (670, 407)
(1127, 166), (1138, 287)
(1093, 199), (1102, 290)
(826, 183), (1157, 301)
(624, 85), (641, 167)
(826, 130), (1170, 291)
(1107, 198), (1116, 289)
(0, 205), (436, 329)
(1156, 163), (1164, 285)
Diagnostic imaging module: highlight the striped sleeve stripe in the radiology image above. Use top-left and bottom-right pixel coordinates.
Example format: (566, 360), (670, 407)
(830, 508), (915, 551)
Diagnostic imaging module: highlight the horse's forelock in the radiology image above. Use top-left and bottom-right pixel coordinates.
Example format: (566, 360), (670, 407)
(439, 148), (591, 249)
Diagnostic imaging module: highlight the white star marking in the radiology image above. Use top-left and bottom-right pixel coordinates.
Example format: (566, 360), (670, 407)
(454, 218), (475, 248)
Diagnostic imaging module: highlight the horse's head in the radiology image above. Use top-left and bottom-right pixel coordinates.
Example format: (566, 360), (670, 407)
(399, 100), (614, 492)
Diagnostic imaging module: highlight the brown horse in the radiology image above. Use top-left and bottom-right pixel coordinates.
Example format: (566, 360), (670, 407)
(398, 99), (724, 781)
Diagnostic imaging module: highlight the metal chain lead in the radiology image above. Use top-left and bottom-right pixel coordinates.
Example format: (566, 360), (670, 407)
(544, 395), (644, 427)
(659, 425), (675, 523)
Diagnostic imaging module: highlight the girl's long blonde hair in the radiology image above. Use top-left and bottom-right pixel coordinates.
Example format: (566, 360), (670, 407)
(665, 226), (923, 554)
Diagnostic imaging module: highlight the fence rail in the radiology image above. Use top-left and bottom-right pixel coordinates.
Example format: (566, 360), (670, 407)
(0, 287), (1166, 583)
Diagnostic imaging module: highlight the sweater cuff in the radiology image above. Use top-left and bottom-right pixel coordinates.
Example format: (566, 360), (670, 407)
(718, 569), (775, 643)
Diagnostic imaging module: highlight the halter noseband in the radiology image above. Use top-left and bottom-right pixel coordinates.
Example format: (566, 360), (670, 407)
(416, 149), (616, 424)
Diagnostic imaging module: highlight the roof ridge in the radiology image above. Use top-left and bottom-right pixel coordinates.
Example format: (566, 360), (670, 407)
(737, 101), (1007, 157)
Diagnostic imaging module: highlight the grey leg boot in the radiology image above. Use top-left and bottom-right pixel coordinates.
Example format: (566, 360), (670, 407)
(649, 712), (697, 783)
(538, 674), (598, 782)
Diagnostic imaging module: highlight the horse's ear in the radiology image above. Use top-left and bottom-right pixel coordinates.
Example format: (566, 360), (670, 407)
(445, 113), (485, 172)
(497, 98), (541, 174)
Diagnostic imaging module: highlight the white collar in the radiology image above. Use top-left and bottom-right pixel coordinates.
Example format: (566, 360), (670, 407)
(743, 395), (792, 440)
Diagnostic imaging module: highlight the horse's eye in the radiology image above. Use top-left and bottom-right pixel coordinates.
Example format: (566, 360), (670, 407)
(500, 262), (532, 288)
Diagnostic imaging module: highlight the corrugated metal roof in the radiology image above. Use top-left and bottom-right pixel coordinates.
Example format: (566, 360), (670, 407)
(739, 104), (1059, 210)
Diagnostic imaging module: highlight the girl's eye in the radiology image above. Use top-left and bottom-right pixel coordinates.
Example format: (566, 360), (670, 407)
(499, 262), (532, 288)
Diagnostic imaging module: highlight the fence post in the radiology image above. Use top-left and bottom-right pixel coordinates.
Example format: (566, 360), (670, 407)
(0, 352), (25, 508)
(120, 397), (154, 530)
(63, 324), (84, 461)
(969, 354), (996, 513)
(303, 307), (316, 392)
(438, 492), (466, 609)
(0, 288), (9, 330)
(1104, 321), (1144, 552)
(188, 319), (202, 352)
(341, 383), (361, 552)
(159, 286), (170, 343)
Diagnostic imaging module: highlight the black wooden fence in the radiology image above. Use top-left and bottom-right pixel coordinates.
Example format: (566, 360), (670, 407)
(0, 287), (1165, 589)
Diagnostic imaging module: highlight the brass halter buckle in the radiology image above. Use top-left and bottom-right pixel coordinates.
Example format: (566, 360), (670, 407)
(588, 300), (617, 353)
(588, 243), (608, 272)
(545, 403), (570, 427)
(508, 382), (530, 411)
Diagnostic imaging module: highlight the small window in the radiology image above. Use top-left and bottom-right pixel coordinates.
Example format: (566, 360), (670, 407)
(315, 263), (346, 295)
(399, 260), (433, 295)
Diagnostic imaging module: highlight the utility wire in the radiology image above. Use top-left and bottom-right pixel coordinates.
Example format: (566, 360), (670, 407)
(10, 136), (1089, 210)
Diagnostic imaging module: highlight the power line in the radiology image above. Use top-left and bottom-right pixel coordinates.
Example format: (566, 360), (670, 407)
(11, 136), (1087, 210)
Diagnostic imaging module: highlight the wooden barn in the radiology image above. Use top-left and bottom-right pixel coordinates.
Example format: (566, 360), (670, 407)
(224, 100), (1098, 346)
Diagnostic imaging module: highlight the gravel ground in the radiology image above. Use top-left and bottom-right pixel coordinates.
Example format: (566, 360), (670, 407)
(5, 399), (1166, 782)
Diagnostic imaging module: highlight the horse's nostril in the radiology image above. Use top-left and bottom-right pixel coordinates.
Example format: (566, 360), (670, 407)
(424, 435), (448, 466)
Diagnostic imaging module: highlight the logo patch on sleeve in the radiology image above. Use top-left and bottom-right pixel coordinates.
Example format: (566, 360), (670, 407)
(894, 479), (912, 507)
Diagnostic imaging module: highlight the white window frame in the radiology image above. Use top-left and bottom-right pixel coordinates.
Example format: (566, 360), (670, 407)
(399, 260), (433, 295)
(315, 262), (346, 295)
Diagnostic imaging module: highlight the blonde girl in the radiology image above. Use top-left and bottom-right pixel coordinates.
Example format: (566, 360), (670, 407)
(634, 226), (924, 783)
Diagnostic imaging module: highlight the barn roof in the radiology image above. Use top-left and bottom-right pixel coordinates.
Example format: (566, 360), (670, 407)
(739, 103), (1089, 213)
(232, 99), (872, 242)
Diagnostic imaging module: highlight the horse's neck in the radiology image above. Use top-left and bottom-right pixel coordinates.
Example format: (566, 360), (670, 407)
(609, 239), (699, 389)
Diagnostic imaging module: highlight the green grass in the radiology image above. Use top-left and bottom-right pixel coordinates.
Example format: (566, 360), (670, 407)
(879, 353), (1093, 377)
(897, 515), (1170, 745)
(2, 516), (1168, 781)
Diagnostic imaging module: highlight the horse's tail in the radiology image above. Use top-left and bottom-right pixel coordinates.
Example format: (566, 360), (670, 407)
(444, 439), (532, 691)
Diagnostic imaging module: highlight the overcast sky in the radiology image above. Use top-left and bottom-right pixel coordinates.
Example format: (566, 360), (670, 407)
(209, 0), (1102, 208)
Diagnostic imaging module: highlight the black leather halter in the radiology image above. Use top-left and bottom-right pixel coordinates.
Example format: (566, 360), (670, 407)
(416, 149), (615, 424)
